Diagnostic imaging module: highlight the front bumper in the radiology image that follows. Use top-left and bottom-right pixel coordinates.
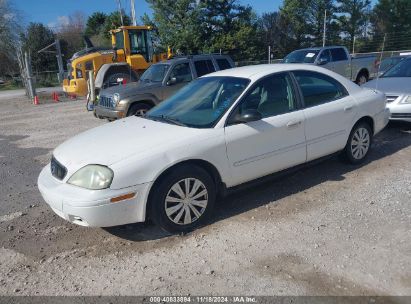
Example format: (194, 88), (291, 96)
(374, 108), (390, 135)
(94, 105), (126, 120)
(387, 103), (411, 122)
(38, 165), (152, 227)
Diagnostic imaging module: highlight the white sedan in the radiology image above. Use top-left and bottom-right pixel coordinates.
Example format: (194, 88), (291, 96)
(38, 64), (389, 233)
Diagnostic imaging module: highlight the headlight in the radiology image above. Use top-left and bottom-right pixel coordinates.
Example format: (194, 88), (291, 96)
(400, 96), (411, 104)
(112, 93), (120, 106)
(68, 165), (113, 190)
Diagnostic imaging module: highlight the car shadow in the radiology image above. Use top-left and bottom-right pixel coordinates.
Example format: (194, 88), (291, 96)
(105, 121), (411, 241)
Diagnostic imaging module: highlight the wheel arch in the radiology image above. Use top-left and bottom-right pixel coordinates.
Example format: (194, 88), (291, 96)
(354, 116), (375, 134)
(125, 97), (158, 115)
(146, 159), (224, 215)
(95, 63), (138, 89)
(355, 68), (369, 82)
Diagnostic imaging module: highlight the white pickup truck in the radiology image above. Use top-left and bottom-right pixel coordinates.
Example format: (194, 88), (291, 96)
(284, 46), (377, 85)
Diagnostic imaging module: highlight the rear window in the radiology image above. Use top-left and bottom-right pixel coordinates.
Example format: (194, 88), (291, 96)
(194, 60), (216, 77)
(216, 58), (231, 70)
(330, 48), (348, 61)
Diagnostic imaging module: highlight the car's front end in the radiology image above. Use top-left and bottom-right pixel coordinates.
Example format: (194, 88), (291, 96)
(94, 92), (129, 120)
(385, 94), (411, 122)
(38, 159), (151, 227)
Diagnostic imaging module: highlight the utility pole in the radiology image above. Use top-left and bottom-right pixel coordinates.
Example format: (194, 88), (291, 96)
(268, 46), (271, 64)
(24, 51), (36, 101)
(55, 40), (65, 83)
(131, 0), (137, 26)
(352, 36), (356, 54)
(322, 10), (327, 47)
(117, 0), (124, 26)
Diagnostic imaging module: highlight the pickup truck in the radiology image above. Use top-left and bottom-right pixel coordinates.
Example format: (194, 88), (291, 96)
(94, 54), (234, 120)
(284, 46), (377, 85)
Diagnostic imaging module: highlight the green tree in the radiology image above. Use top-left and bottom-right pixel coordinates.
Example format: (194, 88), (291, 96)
(371, 0), (411, 50)
(145, 0), (203, 54)
(85, 12), (107, 37)
(336, 0), (371, 49)
(20, 23), (56, 72)
(102, 11), (131, 40)
(279, 0), (313, 50)
(307, 0), (340, 46)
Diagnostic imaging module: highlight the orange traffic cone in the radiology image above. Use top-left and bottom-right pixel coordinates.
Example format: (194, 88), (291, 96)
(122, 79), (127, 86)
(33, 96), (39, 105)
(55, 93), (59, 102)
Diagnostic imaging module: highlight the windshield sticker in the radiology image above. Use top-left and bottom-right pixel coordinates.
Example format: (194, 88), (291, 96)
(306, 53), (316, 58)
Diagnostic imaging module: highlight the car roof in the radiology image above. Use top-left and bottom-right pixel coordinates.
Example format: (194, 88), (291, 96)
(203, 63), (362, 92)
(165, 54), (231, 65)
(290, 46), (345, 52)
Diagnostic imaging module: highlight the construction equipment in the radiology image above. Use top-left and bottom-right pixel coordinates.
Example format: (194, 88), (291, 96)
(63, 26), (171, 97)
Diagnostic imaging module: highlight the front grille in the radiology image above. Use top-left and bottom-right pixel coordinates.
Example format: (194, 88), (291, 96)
(50, 157), (67, 180)
(99, 95), (114, 108)
(391, 113), (411, 118)
(386, 95), (399, 103)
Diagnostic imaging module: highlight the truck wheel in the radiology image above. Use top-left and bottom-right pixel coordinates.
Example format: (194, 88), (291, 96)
(355, 72), (368, 85)
(127, 102), (152, 117)
(103, 72), (136, 89)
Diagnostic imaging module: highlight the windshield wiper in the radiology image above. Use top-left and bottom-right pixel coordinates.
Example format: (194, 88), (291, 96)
(148, 115), (187, 127)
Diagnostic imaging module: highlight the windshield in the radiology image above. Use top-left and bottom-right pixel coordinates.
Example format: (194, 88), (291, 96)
(140, 64), (170, 83)
(284, 50), (320, 63)
(382, 57), (411, 78)
(145, 77), (250, 128)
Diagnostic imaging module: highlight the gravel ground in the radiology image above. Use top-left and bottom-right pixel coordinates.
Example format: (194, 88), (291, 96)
(0, 94), (410, 296)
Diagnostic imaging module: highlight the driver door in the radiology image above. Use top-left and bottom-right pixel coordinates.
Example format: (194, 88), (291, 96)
(224, 72), (306, 186)
(162, 62), (193, 101)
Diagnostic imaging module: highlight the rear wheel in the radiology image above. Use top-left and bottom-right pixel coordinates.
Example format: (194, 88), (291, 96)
(127, 102), (152, 117)
(148, 165), (216, 234)
(342, 122), (372, 164)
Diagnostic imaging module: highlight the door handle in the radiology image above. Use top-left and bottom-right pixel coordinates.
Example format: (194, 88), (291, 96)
(344, 105), (353, 112)
(287, 120), (302, 128)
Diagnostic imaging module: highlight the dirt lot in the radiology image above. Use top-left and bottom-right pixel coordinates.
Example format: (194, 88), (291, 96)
(0, 92), (410, 296)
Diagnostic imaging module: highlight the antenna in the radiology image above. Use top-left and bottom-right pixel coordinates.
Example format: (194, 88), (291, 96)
(322, 10), (327, 47)
(376, 34), (387, 90)
(131, 0), (137, 26)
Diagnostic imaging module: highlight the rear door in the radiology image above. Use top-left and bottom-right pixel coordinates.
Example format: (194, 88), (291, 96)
(330, 48), (351, 78)
(193, 58), (216, 77)
(224, 72), (306, 186)
(293, 70), (356, 161)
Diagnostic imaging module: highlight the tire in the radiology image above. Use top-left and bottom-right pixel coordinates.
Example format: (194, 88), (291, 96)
(355, 72), (368, 85)
(148, 165), (216, 234)
(342, 122), (372, 164)
(127, 102), (152, 117)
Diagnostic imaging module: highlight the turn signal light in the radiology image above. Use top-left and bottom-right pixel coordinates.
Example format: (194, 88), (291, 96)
(110, 192), (136, 203)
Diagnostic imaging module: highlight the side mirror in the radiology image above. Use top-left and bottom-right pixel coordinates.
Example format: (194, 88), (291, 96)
(317, 58), (328, 65)
(235, 109), (262, 123)
(167, 77), (178, 86)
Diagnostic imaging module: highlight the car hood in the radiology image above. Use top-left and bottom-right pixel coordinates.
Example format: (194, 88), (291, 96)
(53, 117), (206, 170)
(100, 81), (161, 98)
(363, 77), (411, 95)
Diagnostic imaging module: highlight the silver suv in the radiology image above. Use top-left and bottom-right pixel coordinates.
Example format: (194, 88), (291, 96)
(94, 54), (234, 120)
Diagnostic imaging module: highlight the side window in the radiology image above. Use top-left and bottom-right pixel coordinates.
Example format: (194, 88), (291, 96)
(232, 73), (297, 121)
(294, 71), (348, 107)
(115, 31), (124, 49)
(330, 48), (348, 61)
(319, 50), (331, 63)
(169, 63), (192, 83)
(216, 58), (231, 70)
(194, 60), (216, 77)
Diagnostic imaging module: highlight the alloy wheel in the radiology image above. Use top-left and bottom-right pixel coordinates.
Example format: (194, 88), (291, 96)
(351, 127), (370, 160)
(164, 178), (208, 225)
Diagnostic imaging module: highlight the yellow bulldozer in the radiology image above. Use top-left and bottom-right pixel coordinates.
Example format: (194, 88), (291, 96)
(63, 25), (170, 97)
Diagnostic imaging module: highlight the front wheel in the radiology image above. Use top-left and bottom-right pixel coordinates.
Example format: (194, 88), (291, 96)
(355, 72), (368, 85)
(148, 165), (216, 233)
(127, 102), (152, 117)
(342, 122), (372, 164)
